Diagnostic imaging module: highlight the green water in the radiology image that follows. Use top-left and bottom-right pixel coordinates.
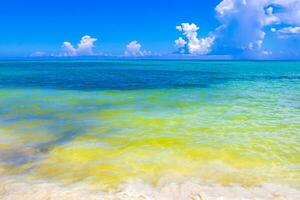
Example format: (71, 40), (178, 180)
(0, 61), (299, 190)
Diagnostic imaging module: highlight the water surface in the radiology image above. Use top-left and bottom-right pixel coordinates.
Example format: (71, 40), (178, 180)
(0, 60), (299, 190)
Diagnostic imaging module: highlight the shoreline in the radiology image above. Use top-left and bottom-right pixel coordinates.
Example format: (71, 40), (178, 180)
(1, 175), (299, 200)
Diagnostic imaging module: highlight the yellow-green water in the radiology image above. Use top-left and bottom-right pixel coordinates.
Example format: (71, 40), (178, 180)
(0, 61), (299, 191)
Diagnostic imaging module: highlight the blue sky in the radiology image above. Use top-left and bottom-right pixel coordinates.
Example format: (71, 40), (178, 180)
(1, 0), (300, 59)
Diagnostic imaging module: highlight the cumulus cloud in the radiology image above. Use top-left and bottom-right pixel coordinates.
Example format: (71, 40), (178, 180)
(62, 35), (97, 56)
(173, 0), (300, 57)
(174, 37), (187, 48)
(174, 37), (187, 54)
(175, 23), (215, 55)
(124, 41), (150, 56)
(212, 0), (300, 57)
(270, 0), (300, 25)
(215, 0), (236, 16)
(215, 0), (268, 53)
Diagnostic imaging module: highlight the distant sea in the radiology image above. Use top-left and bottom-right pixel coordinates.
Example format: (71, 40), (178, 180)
(0, 60), (299, 199)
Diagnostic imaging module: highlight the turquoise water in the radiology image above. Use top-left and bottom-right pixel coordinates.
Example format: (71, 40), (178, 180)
(0, 60), (299, 190)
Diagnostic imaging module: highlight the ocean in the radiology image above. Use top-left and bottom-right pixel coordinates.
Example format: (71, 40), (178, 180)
(0, 60), (299, 199)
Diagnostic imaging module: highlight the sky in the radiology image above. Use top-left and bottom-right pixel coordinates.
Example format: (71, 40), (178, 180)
(1, 0), (300, 59)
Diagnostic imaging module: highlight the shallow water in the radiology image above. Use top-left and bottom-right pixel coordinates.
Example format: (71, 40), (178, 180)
(0, 60), (299, 192)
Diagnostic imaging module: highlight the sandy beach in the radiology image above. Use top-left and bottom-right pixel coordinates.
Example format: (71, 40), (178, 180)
(1, 175), (300, 200)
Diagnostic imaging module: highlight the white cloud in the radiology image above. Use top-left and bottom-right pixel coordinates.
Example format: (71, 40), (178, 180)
(263, 6), (281, 26)
(124, 41), (150, 57)
(174, 37), (187, 48)
(213, 0), (300, 56)
(215, 0), (237, 17)
(30, 51), (47, 57)
(270, 0), (300, 25)
(262, 50), (273, 56)
(278, 26), (300, 34)
(175, 23), (215, 55)
(215, 0), (268, 52)
(174, 37), (187, 54)
(216, 0), (300, 27)
(62, 35), (97, 56)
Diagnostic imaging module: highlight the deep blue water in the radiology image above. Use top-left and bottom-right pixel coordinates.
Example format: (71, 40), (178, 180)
(0, 60), (299, 90)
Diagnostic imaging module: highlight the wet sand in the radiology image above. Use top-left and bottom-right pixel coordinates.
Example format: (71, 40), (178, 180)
(1, 175), (299, 200)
